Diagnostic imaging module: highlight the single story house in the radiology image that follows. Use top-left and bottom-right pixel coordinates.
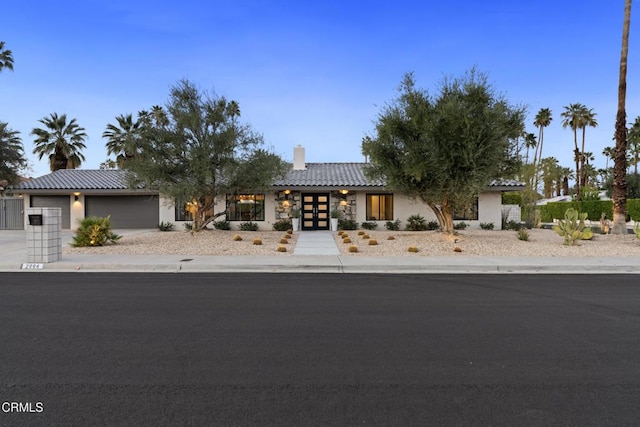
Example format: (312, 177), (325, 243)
(17, 146), (524, 230)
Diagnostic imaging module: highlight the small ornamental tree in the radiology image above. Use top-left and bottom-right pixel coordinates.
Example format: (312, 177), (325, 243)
(363, 69), (525, 233)
(124, 79), (289, 231)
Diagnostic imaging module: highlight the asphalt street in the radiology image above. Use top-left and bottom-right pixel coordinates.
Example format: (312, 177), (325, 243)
(1, 273), (640, 426)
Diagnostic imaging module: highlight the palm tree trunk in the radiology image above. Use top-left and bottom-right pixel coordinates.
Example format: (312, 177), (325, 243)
(612, 0), (632, 234)
(581, 127), (587, 191)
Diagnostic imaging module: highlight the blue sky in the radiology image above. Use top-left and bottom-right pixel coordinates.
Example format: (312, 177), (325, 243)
(1, 0), (637, 177)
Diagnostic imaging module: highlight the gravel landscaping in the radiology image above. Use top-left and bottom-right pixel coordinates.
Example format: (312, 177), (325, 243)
(62, 228), (640, 257)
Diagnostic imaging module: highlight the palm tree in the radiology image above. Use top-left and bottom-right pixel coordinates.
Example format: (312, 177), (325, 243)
(627, 116), (640, 175)
(524, 132), (536, 164)
(578, 106), (598, 191)
(103, 114), (142, 168)
(602, 146), (615, 169)
(560, 167), (575, 196)
(0, 41), (13, 73)
(0, 122), (26, 185)
(532, 108), (552, 192)
(561, 103), (586, 199)
(613, 0), (632, 234)
(31, 113), (87, 171)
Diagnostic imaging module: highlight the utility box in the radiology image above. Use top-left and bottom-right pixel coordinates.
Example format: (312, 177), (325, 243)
(26, 207), (61, 263)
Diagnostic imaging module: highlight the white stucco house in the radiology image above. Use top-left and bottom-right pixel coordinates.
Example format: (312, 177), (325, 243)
(17, 146), (523, 230)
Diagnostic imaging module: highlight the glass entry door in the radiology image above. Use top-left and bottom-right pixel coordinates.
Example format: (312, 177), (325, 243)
(301, 193), (330, 230)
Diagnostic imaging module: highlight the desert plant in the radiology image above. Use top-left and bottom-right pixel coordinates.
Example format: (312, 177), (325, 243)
(338, 230), (344, 236)
(158, 221), (174, 232)
(406, 214), (427, 231)
(453, 222), (468, 230)
(289, 208), (300, 218)
(277, 245), (287, 252)
(213, 220), (230, 230)
(361, 221), (378, 230)
(479, 222), (495, 230)
(552, 208), (592, 246)
(279, 238), (288, 244)
(330, 209), (341, 218)
(348, 245), (358, 253)
(407, 246), (419, 253)
(71, 216), (121, 247)
(239, 221), (259, 231)
(233, 234), (242, 241)
(362, 234), (370, 239)
(517, 229), (530, 241)
(283, 234), (291, 239)
(504, 220), (524, 231)
(272, 219), (292, 231)
(426, 221), (440, 231)
(387, 235), (395, 240)
(183, 222), (193, 231)
(368, 239), (378, 245)
(358, 231), (366, 235)
(385, 219), (401, 231)
(339, 219), (358, 230)
(343, 238), (352, 244)
(287, 229), (293, 235)
(635, 223), (640, 239)
(253, 238), (262, 245)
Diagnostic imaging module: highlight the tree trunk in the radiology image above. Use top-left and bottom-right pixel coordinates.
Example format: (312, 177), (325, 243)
(573, 146), (581, 200)
(612, 0), (632, 234)
(427, 200), (454, 234)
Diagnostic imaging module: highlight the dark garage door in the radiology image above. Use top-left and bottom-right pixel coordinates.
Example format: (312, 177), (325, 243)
(30, 195), (71, 229)
(85, 195), (159, 229)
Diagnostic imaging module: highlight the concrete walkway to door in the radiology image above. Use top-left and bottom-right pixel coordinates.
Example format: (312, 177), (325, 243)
(293, 231), (340, 256)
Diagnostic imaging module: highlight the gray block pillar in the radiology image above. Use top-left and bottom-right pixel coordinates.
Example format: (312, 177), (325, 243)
(26, 207), (62, 263)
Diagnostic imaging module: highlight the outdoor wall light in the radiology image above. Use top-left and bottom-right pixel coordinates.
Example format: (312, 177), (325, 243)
(73, 192), (80, 201)
(340, 189), (349, 195)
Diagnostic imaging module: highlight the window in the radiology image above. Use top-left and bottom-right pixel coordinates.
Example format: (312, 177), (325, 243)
(453, 197), (478, 220)
(226, 194), (265, 221)
(366, 194), (394, 220)
(175, 198), (193, 221)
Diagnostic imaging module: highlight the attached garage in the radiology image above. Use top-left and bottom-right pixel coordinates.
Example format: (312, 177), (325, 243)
(30, 195), (71, 229)
(85, 195), (159, 229)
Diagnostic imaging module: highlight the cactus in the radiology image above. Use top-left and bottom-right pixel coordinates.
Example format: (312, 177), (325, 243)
(407, 246), (419, 253)
(368, 239), (378, 245)
(233, 234), (242, 241)
(277, 245), (287, 252)
(552, 208), (593, 245)
(252, 238), (262, 245)
(348, 245), (358, 253)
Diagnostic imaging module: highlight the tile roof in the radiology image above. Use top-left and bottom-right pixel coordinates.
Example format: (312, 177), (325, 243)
(16, 166), (525, 191)
(274, 163), (386, 187)
(17, 169), (137, 190)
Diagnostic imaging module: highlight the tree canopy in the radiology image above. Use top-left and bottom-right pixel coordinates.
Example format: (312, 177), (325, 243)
(31, 113), (87, 171)
(124, 79), (289, 231)
(362, 70), (525, 233)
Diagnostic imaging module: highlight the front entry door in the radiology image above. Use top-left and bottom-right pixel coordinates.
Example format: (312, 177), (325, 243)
(301, 193), (330, 230)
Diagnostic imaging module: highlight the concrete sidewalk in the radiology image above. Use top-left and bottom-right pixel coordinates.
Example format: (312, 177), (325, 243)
(1, 230), (639, 274)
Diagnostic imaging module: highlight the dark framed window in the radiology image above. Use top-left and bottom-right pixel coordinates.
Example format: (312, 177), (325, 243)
(226, 194), (265, 221)
(175, 198), (193, 221)
(366, 194), (394, 221)
(453, 197), (478, 220)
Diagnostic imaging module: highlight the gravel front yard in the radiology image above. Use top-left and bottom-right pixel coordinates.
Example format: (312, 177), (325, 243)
(63, 228), (640, 257)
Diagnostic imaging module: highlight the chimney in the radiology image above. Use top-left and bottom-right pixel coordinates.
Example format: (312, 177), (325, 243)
(293, 145), (306, 170)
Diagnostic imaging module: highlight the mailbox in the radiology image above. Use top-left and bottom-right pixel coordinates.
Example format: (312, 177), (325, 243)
(28, 214), (43, 226)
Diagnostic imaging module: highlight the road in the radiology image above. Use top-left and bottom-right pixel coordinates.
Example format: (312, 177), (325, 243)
(1, 273), (640, 426)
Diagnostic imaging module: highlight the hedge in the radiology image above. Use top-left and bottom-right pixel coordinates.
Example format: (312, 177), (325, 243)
(501, 192), (522, 205)
(539, 199), (640, 222)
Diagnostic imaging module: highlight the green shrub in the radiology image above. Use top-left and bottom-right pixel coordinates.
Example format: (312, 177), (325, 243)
(479, 222), (495, 230)
(453, 222), (468, 230)
(338, 219), (358, 230)
(406, 214), (427, 231)
(183, 222), (193, 231)
(502, 192), (522, 205)
(158, 221), (174, 231)
(540, 200), (614, 222)
(385, 219), (401, 231)
(426, 221), (440, 231)
(272, 219), (292, 231)
(239, 221), (259, 231)
(504, 220), (524, 231)
(213, 220), (231, 230)
(361, 221), (378, 230)
(72, 216), (121, 247)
